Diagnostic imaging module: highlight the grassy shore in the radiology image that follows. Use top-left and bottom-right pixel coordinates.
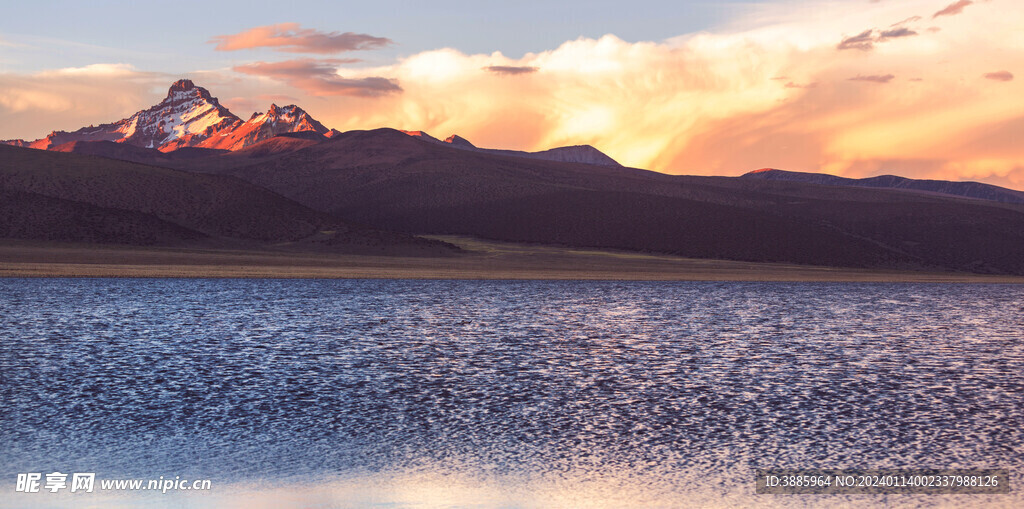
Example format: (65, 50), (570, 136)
(1, 236), (1022, 282)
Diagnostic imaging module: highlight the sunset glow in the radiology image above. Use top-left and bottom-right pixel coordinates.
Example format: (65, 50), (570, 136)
(3, 5), (1024, 507)
(2, 0), (1022, 188)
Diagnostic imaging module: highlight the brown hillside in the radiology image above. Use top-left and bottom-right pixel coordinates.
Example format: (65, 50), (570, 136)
(181, 128), (1024, 274)
(0, 145), (455, 255)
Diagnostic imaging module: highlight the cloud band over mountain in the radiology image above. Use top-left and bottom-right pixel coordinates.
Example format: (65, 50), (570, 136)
(210, 23), (392, 54)
(232, 59), (401, 97)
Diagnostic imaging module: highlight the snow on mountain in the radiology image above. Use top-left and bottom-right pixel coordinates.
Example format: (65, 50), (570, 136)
(198, 104), (333, 151)
(1, 80), (334, 153)
(1, 79), (616, 163)
(135, 80), (243, 151)
(1, 80), (241, 152)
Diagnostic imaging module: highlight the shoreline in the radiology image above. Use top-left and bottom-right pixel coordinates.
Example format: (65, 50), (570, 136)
(1, 237), (1022, 283)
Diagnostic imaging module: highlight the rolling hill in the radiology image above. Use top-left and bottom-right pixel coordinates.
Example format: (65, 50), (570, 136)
(0, 144), (454, 255)
(4, 79), (1023, 275)
(743, 168), (1024, 204)
(401, 130), (621, 166)
(171, 128), (1024, 274)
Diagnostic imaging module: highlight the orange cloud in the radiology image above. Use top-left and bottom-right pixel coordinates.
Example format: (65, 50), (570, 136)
(483, 65), (539, 75)
(933, 0), (973, 18)
(233, 59), (401, 97)
(848, 74), (896, 83)
(878, 27), (917, 40)
(837, 30), (876, 51)
(891, 16), (922, 27)
(983, 71), (1014, 82)
(210, 23), (392, 54)
(291, 0), (1019, 188)
(837, 27), (917, 51)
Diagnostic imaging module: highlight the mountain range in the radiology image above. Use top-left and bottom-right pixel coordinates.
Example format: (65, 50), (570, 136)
(400, 130), (622, 167)
(1, 80), (618, 166)
(2, 80), (1024, 275)
(2, 80), (338, 152)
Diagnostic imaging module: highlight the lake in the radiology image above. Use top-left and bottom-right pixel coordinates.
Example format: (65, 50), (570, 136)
(1, 279), (1021, 508)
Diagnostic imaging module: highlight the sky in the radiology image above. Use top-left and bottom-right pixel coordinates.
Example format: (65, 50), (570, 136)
(1, 0), (1022, 189)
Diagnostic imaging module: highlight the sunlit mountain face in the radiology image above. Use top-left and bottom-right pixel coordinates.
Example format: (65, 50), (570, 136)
(0, 80), (335, 153)
(1, 78), (623, 166)
(197, 103), (338, 151)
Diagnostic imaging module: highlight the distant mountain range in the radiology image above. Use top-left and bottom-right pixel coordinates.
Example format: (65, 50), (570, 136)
(2, 80), (338, 152)
(0, 79), (338, 152)
(1, 79), (619, 164)
(400, 130), (621, 167)
(3, 80), (1024, 274)
(743, 168), (1024, 205)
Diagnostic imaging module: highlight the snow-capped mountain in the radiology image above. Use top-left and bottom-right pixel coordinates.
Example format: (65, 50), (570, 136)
(3, 80), (241, 151)
(2, 80), (335, 152)
(197, 103), (335, 150)
(2, 79), (616, 163)
(142, 80), (242, 151)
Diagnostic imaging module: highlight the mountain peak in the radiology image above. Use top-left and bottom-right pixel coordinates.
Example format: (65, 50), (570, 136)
(192, 102), (330, 150)
(263, 104), (306, 117)
(400, 130), (440, 143)
(163, 79), (216, 106)
(397, 129), (620, 166)
(444, 134), (475, 148)
(2, 80), (337, 152)
(746, 168), (780, 175)
(168, 79), (196, 94)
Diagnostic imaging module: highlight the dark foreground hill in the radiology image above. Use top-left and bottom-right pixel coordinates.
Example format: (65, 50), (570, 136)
(743, 168), (1024, 204)
(0, 187), (204, 245)
(50, 140), (231, 166)
(172, 128), (1024, 275)
(0, 145), (454, 255)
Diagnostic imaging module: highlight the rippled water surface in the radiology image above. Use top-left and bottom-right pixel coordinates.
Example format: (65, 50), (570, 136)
(1, 279), (1022, 508)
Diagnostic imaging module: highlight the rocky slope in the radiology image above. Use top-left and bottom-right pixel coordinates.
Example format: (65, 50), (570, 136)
(179, 128), (1024, 275)
(1, 80), (335, 153)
